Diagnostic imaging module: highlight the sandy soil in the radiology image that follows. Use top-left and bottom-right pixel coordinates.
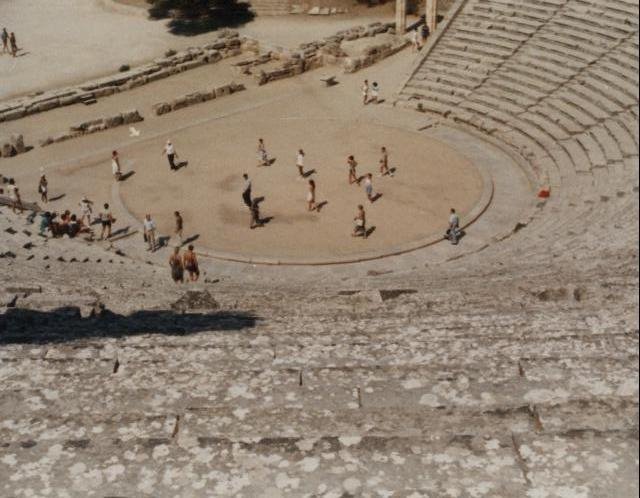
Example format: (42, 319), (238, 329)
(0, 47), (483, 263)
(0, 0), (414, 101)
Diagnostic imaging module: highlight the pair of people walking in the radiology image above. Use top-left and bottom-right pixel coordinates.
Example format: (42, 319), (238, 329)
(169, 245), (199, 283)
(1, 28), (18, 57)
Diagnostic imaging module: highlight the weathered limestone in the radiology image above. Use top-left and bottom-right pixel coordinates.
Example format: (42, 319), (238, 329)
(396, 0), (407, 34)
(0, 31), (248, 124)
(152, 82), (245, 116)
(39, 110), (143, 147)
(0, 134), (26, 158)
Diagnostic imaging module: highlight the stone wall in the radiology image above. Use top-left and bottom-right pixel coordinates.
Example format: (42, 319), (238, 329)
(0, 31), (248, 124)
(254, 21), (398, 85)
(342, 39), (409, 73)
(39, 110), (143, 147)
(152, 82), (246, 116)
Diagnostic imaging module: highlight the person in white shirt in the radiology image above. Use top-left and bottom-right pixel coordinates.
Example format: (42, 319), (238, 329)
(7, 179), (22, 213)
(162, 140), (178, 170)
(143, 214), (157, 251)
(296, 149), (305, 178)
(370, 82), (380, 104)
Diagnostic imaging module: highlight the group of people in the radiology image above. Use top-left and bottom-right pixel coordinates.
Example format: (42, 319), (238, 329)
(1, 28), (18, 57)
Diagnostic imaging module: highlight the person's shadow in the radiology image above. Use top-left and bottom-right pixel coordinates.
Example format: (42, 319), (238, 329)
(365, 226), (376, 238)
(370, 193), (383, 203)
(303, 169), (316, 178)
(182, 234), (200, 246)
(120, 171), (136, 181)
(316, 200), (328, 212)
(174, 161), (189, 171)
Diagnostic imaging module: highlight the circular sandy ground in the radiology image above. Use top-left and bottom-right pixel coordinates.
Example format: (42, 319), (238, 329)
(116, 115), (486, 264)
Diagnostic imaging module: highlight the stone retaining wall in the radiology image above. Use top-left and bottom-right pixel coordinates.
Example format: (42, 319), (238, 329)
(39, 110), (143, 147)
(343, 39), (409, 73)
(152, 82), (246, 116)
(0, 31), (248, 124)
(254, 21), (399, 85)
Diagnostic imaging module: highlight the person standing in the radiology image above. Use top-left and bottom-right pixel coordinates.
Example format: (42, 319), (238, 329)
(411, 29), (421, 52)
(361, 80), (369, 105)
(446, 208), (460, 244)
(363, 173), (375, 202)
(347, 155), (359, 185)
(352, 205), (366, 238)
(99, 203), (113, 240)
(296, 149), (305, 178)
(379, 146), (392, 177)
(242, 173), (252, 208)
(143, 214), (157, 251)
(38, 175), (48, 203)
(370, 82), (380, 104)
(9, 32), (17, 57)
(257, 138), (268, 167)
(169, 247), (184, 284)
(174, 211), (184, 244)
(79, 196), (93, 225)
(163, 140), (178, 170)
(7, 179), (22, 213)
(183, 245), (200, 282)
(1, 29), (8, 54)
(111, 150), (122, 181)
(307, 179), (316, 211)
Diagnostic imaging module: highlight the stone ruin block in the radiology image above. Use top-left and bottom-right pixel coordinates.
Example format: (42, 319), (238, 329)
(122, 109), (143, 124)
(308, 6), (320, 15)
(215, 85), (232, 98)
(153, 102), (171, 116)
(103, 114), (124, 128)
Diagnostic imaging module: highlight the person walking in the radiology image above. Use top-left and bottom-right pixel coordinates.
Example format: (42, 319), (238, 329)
(352, 205), (366, 238)
(296, 149), (305, 178)
(257, 138), (268, 167)
(169, 247), (184, 284)
(143, 214), (157, 251)
(446, 208), (460, 245)
(1, 29), (8, 54)
(379, 146), (392, 177)
(250, 199), (263, 229)
(38, 175), (48, 203)
(411, 29), (421, 52)
(361, 80), (369, 105)
(307, 179), (317, 211)
(79, 196), (93, 225)
(183, 245), (200, 282)
(163, 140), (178, 170)
(363, 173), (376, 202)
(174, 211), (183, 244)
(347, 155), (359, 185)
(99, 203), (113, 240)
(111, 150), (122, 181)
(370, 82), (380, 104)
(242, 173), (252, 208)
(9, 32), (17, 57)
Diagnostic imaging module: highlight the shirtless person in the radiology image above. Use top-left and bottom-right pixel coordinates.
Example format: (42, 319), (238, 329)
(169, 247), (184, 284)
(347, 155), (359, 185)
(174, 211), (184, 244)
(361, 80), (369, 105)
(183, 245), (200, 282)
(307, 179), (317, 211)
(99, 203), (114, 240)
(352, 205), (366, 238)
(379, 147), (391, 177)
